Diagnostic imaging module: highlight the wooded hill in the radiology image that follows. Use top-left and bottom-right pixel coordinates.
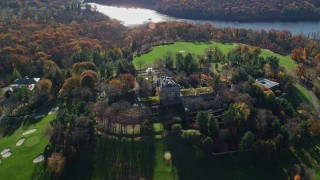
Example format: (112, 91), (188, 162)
(90, 0), (320, 21)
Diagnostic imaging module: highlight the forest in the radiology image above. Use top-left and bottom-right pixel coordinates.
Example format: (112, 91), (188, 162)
(89, 0), (320, 21)
(0, 0), (320, 179)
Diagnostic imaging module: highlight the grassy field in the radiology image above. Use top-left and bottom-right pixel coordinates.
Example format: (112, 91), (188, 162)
(0, 113), (56, 180)
(165, 135), (320, 180)
(287, 83), (312, 108)
(133, 41), (297, 73)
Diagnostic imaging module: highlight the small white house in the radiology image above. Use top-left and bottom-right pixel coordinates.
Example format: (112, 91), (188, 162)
(10, 78), (40, 91)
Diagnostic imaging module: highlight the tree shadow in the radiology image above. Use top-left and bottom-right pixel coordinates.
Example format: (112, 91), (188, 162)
(93, 137), (155, 179)
(165, 136), (300, 180)
(57, 137), (156, 180)
(60, 142), (96, 180)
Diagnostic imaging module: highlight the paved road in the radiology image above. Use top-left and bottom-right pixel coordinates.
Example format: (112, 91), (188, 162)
(307, 90), (320, 113)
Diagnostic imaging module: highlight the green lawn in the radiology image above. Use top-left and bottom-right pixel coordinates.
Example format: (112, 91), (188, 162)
(287, 83), (312, 108)
(133, 41), (297, 73)
(165, 135), (320, 180)
(260, 49), (297, 73)
(0, 113), (56, 180)
(153, 140), (178, 180)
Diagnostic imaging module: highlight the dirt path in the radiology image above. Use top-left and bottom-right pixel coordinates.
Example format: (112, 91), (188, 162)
(307, 90), (320, 113)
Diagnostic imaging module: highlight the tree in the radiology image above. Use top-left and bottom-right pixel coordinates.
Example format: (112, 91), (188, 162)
(164, 52), (174, 69)
(239, 131), (255, 152)
(202, 136), (214, 152)
(310, 121), (320, 137)
(197, 111), (208, 134)
(138, 76), (152, 97)
(80, 70), (98, 90)
(59, 77), (81, 100)
(253, 139), (277, 160)
(181, 130), (202, 144)
(137, 59), (144, 73)
(233, 102), (251, 128)
(172, 124), (182, 136)
(36, 79), (53, 95)
(295, 63), (306, 79)
(184, 53), (199, 75)
(303, 48), (308, 61)
(120, 73), (135, 92)
(176, 53), (185, 72)
(208, 116), (219, 138)
(72, 61), (97, 75)
(266, 56), (279, 77)
(47, 153), (66, 176)
(11, 68), (21, 82)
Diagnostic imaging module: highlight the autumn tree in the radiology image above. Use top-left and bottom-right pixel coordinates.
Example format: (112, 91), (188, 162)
(59, 77), (81, 100)
(36, 79), (53, 95)
(72, 62), (97, 75)
(47, 153), (66, 176)
(80, 70), (98, 90)
(120, 73), (135, 92)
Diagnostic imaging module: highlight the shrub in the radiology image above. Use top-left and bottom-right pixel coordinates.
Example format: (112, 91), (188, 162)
(171, 124), (182, 136)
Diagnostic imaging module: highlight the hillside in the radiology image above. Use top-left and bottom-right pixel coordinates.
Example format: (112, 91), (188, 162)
(90, 0), (320, 21)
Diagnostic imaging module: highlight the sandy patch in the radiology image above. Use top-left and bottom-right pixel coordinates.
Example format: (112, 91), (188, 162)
(1, 148), (10, 156)
(16, 138), (26, 146)
(2, 152), (12, 158)
(33, 155), (44, 163)
(35, 115), (44, 119)
(48, 106), (59, 115)
(22, 129), (37, 135)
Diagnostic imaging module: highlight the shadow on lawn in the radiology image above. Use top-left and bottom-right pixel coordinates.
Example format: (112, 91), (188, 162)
(0, 116), (45, 137)
(56, 137), (155, 180)
(165, 136), (302, 180)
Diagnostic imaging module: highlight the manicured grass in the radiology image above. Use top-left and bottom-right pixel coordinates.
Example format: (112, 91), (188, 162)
(165, 135), (320, 180)
(0, 113), (56, 180)
(260, 49), (297, 73)
(133, 41), (297, 73)
(287, 83), (312, 108)
(153, 140), (178, 180)
(133, 42), (237, 68)
(92, 137), (155, 179)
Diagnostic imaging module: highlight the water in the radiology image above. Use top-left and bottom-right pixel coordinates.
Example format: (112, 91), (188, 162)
(89, 3), (320, 35)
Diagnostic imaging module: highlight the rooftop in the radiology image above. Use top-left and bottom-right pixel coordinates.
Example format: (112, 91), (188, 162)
(256, 78), (279, 89)
(13, 78), (40, 85)
(159, 76), (179, 88)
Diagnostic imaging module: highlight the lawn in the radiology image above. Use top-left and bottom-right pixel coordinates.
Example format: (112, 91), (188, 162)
(0, 113), (56, 180)
(133, 41), (297, 73)
(287, 83), (312, 108)
(164, 135), (320, 180)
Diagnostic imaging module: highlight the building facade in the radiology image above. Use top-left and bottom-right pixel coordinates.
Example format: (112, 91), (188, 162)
(158, 77), (181, 107)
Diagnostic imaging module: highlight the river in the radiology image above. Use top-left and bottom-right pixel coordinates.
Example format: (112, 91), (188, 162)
(89, 3), (320, 35)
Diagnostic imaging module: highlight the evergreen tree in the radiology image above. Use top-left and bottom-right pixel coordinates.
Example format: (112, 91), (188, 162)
(208, 116), (219, 138)
(197, 111), (209, 134)
(11, 68), (21, 82)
